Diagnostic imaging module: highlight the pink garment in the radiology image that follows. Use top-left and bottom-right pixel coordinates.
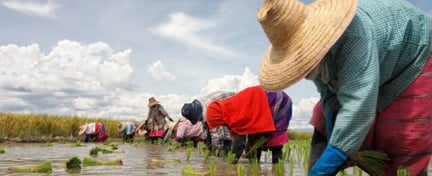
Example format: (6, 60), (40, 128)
(309, 54), (432, 175)
(175, 118), (206, 140)
(148, 129), (164, 137)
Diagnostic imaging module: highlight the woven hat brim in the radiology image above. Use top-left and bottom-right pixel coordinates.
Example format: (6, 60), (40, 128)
(78, 124), (88, 135)
(258, 0), (358, 91)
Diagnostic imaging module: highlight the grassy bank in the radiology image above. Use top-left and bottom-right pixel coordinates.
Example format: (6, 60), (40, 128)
(0, 112), (313, 142)
(0, 112), (123, 141)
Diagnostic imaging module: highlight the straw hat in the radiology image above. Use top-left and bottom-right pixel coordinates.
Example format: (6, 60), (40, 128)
(117, 122), (126, 132)
(165, 120), (180, 136)
(78, 124), (88, 135)
(257, 0), (358, 91)
(135, 121), (148, 136)
(147, 97), (159, 107)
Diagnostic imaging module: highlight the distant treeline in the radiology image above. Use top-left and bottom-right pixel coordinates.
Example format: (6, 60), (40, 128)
(0, 112), (312, 142)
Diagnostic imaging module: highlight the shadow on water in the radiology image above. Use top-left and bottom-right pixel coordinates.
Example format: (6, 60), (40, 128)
(0, 142), (431, 175)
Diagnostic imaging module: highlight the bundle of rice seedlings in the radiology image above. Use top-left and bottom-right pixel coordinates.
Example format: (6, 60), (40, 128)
(350, 150), (390, 176)
(66, 156), (82, 169)
(89, 146), (115, 156)
(243, 136), (267, 158)
(8, 161), (52, 173)
(82, 157), (123, 166)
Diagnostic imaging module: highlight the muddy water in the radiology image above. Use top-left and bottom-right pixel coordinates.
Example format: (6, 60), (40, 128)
(0, 143), (431, 175)
(0, 142), (308, 176)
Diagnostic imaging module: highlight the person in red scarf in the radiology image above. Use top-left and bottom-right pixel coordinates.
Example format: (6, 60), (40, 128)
(206, 85), (292, 164)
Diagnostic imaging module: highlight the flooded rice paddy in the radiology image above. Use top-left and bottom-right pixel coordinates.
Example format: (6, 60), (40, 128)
(0, 141), (310, 176)
(0, 141), (431, 175)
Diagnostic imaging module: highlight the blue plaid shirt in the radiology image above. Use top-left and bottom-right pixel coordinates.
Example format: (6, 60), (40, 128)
(313, 0), (432, 155)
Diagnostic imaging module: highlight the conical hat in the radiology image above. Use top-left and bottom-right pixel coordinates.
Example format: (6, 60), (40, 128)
(257, 0), (357, 91)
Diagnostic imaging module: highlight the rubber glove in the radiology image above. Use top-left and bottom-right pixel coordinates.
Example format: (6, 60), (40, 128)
(309, 145), (348, 176)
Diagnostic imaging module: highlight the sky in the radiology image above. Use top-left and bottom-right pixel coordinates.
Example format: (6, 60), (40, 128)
(0, 0), (430, 131)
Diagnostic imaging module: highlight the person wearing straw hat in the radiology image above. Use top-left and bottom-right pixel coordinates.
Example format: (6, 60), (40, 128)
(206, 85), (292, 164)
(256, 0), (431, 175)
(78, 122), (109, 143)
(145, 97), (174, 144)
(117, 121), (136, 143)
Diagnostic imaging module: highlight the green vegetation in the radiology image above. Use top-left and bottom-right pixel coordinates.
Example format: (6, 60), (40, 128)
(287, 130), (313, 140)
(82, 157), (123, 166)
(0, 148), (4, 154)
(8, 161), (52, 173)
(66, 156), (82, 169)
(0, 112), (125, 140)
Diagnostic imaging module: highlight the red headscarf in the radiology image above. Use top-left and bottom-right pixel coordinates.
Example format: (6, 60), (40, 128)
(206, 86), (276, 135)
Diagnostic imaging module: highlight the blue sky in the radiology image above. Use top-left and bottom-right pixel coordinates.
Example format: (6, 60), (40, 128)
(0, 0), (430, 130)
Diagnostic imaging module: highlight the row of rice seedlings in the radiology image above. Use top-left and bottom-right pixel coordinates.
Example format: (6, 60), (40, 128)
(8, 161), (52, 174)
(82, 157), (123, 166)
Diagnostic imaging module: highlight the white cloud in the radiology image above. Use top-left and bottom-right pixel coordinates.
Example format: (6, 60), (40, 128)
(2, 0), (60, 18)
(0, 40), (318, 130)
(147, 60), (176, 81)
(200, 67), (259, 95)
(152, 12), (239, 58)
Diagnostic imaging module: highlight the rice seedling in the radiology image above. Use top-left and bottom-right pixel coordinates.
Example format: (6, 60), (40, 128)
(337, 170), (348, 176)
(288, 154), (294, 176)
(0, 148), (5, 154)
(167, 143), (181, 151)
(354, 166), (363, 176)
(396, 167), (409, 176)
(350, 150), (390, 176)
(148, 158), (181, 165)
(186, 147), (193, 161)
(182, 164), (197, 175)
(236, 163), (244, 176)
(8, 161), (52, 173)
(45, 142), (53, 147)
(209, 161), (216, 176)
(82, 157), (123, 166)
(226, 152), (236, 164)
(250, 158), (260, 176)
(275, 159), (284, 176)
(204, 149), (211, 162)
(243, 136), (267, 158)
(66, 156), (82, 170)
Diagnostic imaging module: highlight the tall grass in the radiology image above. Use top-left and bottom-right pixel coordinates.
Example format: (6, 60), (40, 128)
(0, 112), (124, 139)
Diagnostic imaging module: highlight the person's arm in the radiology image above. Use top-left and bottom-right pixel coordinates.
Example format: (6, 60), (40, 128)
(231, 134), (246, 164)
(311, 26), (379, 174)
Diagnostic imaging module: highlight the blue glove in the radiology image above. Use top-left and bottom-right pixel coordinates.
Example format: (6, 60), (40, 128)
(326, 112), (335, 139)
(309, 145), (348, 176)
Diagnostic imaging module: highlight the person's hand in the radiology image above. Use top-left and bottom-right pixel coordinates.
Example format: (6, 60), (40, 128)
(310, 145), (348, 176)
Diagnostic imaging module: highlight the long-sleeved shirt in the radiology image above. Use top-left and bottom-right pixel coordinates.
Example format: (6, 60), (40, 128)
(313, 0), (431, 155)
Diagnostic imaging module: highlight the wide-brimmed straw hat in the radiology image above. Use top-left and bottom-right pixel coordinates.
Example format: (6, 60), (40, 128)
(257, 0), (358, 91)
(117, 122), (126, 132)
(78, 124), (88, 135)
(147, 97), (160, 107)
(135, 121), (148, 136)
